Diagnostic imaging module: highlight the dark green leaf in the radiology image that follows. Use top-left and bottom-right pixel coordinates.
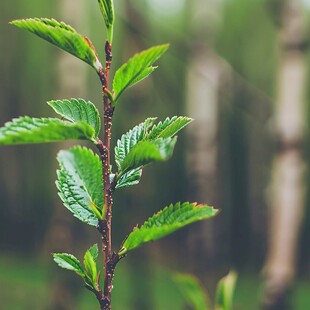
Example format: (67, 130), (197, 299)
(48, 98), (101, 136)
(120, 137), (177, 175)
(146, 116), (193, 140)
(112, 44), (169, 103)
(119, 202), (219, 254)
(84, 245), (98, 286)
(0, 117), (95, 145)
(10, 18), (101, 71)
(56, 146), (104, 226)
(173, 273), (210, 310)
(215, 271), (237, 310)
(53, 253), (84, 276)
(97, 0), (114, 42)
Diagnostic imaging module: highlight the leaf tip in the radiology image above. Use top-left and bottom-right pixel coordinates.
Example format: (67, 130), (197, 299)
(9, 18), (22, 24)
(158, 42), (170, 49)
(213, 207), (221, 216)
(195, 203), (220, 216)
(9, 18), (31, 27)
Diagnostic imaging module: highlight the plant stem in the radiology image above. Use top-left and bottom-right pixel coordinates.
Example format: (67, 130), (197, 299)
(95, 40), (117, 310)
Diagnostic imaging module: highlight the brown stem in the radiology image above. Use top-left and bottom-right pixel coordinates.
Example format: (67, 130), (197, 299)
(105, 41), (112, 85)
(94, 40), (118, 310)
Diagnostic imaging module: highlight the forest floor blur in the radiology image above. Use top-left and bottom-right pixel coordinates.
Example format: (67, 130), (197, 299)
(0, 255), (309, 310)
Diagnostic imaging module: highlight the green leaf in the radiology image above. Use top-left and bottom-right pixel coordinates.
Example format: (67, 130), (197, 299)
(128, 66), (157, 88)
(88, 244), (99, 262)
(84, 244), (98, 286)
(120, 137), (177, 176)
(56, 146), (104, 226)
(146, 116), (193, 140)
(173, 273), (210, 310)
(114, 116), (191, 188)
(0, 117), (95, 145)
(215, 271), (237, 310)
(114, 118), (156, 188)
(89, 201), (104, 220)
(10, 18), (101, 71)
(48, 98), (101, 136)
(97, 0), (114, 42)
(114, 168), (142, 189)
(53, 253), (84, 277)
(119, 202), (219, 255)
(112, 44), (169, 103)
(115, 117), (157, 171)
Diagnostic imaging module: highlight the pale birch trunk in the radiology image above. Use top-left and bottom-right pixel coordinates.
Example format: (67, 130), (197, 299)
(262, 1), (307, 308)
(186, 0), (224, 271)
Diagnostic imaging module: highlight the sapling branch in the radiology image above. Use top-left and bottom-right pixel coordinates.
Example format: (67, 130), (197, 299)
(105, 41), (112, 83)
(96, 39), (117, 310)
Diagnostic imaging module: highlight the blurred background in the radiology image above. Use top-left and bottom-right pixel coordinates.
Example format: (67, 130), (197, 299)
(1, 0), (310, 309)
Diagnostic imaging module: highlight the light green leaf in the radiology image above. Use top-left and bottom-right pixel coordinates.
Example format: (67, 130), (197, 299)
(88, 244), (99, 262)
(119, 202), (219, 255)
(128, 66), (157, 88)
(112, 44), (169, 103)
(215, 271), (237, 310)
(56, 146), (104, 226)
(10, 18), (101, 71)
(0, 117), (95, 145)
(97, 0), (114, 42)
(120, 137), (177, 176)
(84, 244), (98, 286)
(89, 201), (104, 220)
(115, 117), (157, 171)
(53, 253), (84, 277)
(48, 98), (101, 136)
(173, 273), (210, 310)
(146, 116), (193, 140)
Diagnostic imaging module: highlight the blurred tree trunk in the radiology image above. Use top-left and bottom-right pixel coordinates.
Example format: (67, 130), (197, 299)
(43, 0), (87, 309)
(262, 1), (307, 309)
(185, 0), (224, 273)
(0, 2), (22, 239)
